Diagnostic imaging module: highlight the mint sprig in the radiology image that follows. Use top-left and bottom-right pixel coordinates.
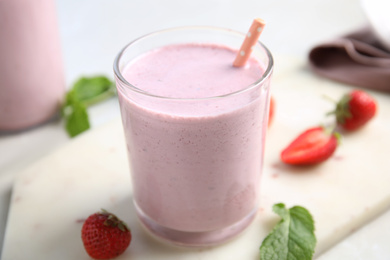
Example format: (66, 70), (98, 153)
(71, 76), (116, 107)
(61, 76), (116, 137)
(260, 203), (316, 260)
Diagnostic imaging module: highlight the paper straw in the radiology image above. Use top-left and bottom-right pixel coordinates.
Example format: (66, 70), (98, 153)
(233, 18), (266, 67)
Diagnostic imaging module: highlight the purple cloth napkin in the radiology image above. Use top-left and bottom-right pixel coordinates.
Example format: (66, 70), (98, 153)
(309, 27), (390, 93)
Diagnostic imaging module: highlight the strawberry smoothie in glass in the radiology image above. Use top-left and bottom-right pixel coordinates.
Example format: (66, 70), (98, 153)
(114, 27), (273, 247)
(0, 0), (65, 131)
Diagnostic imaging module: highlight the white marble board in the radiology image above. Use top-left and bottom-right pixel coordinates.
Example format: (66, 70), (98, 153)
(2, 56), (390, 259)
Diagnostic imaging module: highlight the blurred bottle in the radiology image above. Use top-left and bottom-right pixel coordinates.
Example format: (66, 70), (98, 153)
(0, 0), (65, 131)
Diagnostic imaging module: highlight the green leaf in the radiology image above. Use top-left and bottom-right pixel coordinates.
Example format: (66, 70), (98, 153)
(335, 94), (352, 124)
(63, 100), (90, 138)
(72, 76), (115, 106)
(260, 203), (316, 260)
(60, 75), (116, 137)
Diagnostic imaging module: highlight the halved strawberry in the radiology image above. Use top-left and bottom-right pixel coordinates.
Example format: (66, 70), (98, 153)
(281, 127), (339, 165)
(268, 96), (275, 127)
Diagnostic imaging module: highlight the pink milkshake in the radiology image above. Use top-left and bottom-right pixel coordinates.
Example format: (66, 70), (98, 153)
(0, 0), (65, 131)
(114, 27), (273, 246)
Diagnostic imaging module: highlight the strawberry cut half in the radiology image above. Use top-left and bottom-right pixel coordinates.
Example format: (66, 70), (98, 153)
(281, 127), (339, 165)
(268, 96), (275, 127)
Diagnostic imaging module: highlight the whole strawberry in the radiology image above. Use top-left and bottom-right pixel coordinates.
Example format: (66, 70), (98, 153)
(81, 210), (131, 259)
(330, 90), (377, 131)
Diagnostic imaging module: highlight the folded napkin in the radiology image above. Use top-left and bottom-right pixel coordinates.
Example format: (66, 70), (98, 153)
(309, 27), (390, 93)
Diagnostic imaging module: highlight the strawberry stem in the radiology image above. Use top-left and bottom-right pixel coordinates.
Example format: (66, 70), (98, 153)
(335, 94), (352, 124)
(326, 110), (336, 116)
(323, 94), (338, 117)
(321, 125), (336, 136)
(322, 94), (337, 104)
(333, 131), (342, 145)
(99, 209), (130, 232)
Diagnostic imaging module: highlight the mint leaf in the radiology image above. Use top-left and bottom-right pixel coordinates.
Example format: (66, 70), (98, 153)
(64, 100), (90, 137)
(61, 75), (115, 137)
(62, 92), (90, 137)
(260, 203), (316, 260)
(72, 76), (116, 107)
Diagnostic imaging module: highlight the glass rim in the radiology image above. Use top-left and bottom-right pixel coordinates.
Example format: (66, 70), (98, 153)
(113, 26), (274, 101)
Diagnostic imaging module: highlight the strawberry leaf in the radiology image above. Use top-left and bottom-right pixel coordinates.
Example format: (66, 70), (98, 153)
(335, 94), (352, 124)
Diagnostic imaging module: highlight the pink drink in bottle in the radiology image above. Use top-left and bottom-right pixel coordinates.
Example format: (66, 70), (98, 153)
(0, 0), (65, 131)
